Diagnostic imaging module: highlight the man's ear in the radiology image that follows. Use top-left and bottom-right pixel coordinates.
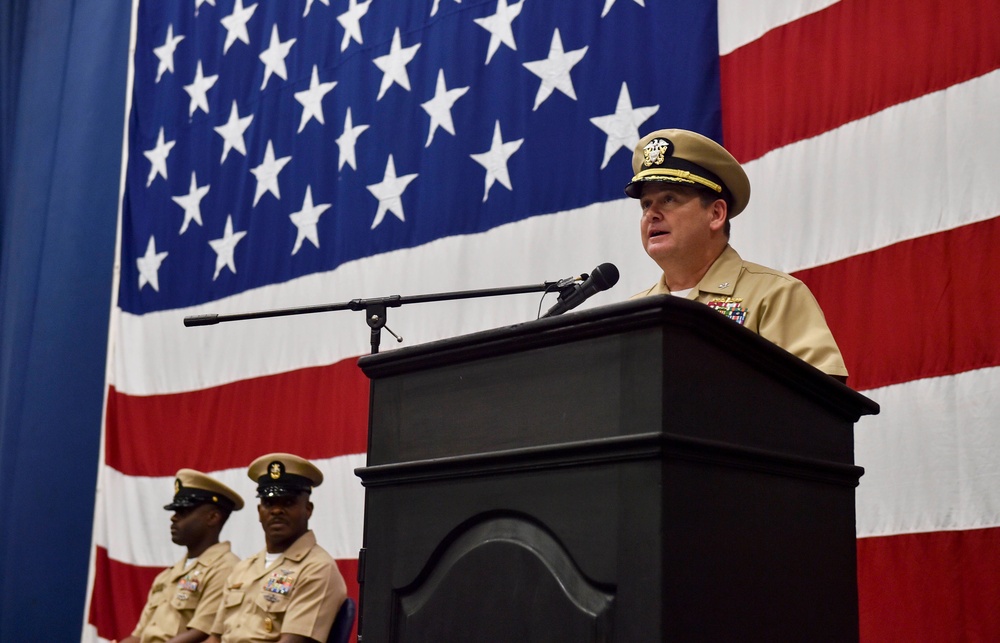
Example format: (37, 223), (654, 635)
(206, 506), (223, 527)
(708, 198), (728, 231)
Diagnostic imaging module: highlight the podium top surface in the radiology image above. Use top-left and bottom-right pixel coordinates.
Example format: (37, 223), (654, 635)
(359, 296), (878, 420)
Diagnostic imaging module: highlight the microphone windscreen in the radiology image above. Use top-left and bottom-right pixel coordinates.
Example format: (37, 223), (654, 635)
(592, 263), (620, 291)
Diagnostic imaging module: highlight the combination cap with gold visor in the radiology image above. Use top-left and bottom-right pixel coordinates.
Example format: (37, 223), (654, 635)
(624, 128), (751, 217)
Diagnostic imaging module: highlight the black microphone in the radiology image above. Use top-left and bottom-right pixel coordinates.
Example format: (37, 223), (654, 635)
(541, 263), (620, 318)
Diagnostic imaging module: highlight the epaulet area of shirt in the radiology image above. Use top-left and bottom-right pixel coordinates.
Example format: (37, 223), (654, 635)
(739, 260), (801, 283)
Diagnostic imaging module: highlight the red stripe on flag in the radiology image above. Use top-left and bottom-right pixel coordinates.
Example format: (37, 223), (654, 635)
(794, 216), (1000, 391)
(720, 0), (1000, 162)
(88, 547), (361, 641)
(106, 358), (369, 476)
(857, 527), (1000, 642)
(88, 546), (163, 641)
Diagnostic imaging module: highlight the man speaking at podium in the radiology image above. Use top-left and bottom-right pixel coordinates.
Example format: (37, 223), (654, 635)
(625, 128), (848, 381)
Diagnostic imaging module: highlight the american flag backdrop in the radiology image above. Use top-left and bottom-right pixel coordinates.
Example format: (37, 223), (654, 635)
(84, 0), (1000, 641)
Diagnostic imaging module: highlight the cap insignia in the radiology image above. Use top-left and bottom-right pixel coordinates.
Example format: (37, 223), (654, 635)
(269, 461), (284, 480)
(642, 138), (672, 167)
(174, 479), (181, 495)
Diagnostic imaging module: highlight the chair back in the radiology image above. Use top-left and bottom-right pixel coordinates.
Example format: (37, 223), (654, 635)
(328, 597), (356, 643)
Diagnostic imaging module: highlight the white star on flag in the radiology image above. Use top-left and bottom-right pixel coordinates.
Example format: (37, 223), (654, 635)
(136, 236), (168, 291)
(303, 0), (329, 18)
(337, 0), (371, 52)
(153, 24), (184, 83)
(373, 27), (421, 101)
(289, 186), (332, 254)
(259, 24), (296, 90)
(474, 0), (523, 64)
(250, 140), (292, 206)
(143, 127), (175, 187)
(336, 108), (369, 171)
(208, 215), (247, 279)
(195, 0), (215, 17)
(183, 60), (219, 117)
(171, 172), (210, 234)
(221, 0), (257, 54)
(430, 0), (462, 17)
(470, 120), (523, 202)
(294, 65), (337, 133)
(421, 69), (469, 147)
(366, 155), (418, 229)
(601, 0), (645, 19)
(214, 100), (254, 164)
(522, 28), (589, 111)
(589, 82), (659, 169)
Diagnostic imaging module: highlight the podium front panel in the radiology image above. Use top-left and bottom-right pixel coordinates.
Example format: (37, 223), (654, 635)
(356, 298), (876, 642)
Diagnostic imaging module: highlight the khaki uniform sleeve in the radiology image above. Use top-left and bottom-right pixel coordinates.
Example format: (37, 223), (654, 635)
(755, 277), (848, 378)
(280, 560), (348, 641)
(209, 566), (240, 637)
(186, 554), (238, 634)
(130, 568), (169, 640)
(130, 587), (156, 639)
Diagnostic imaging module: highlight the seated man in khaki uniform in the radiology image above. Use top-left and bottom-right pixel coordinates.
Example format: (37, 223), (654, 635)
(626, 128), (848, 381)
(122, 469), (244, 643)
(207, 453), (347, 643)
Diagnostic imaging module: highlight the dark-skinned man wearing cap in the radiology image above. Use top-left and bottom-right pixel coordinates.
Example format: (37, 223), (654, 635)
(207, 453), (346, 643)
(626, 128), (849, 381)
(121, 469), (244, 643)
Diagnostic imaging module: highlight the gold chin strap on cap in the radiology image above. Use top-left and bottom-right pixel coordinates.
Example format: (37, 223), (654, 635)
(632, 168), (723, 194)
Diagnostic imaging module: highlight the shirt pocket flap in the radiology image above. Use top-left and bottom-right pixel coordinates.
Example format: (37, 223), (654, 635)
(223, 589), (244, 608)
(254, 589), (291, 613)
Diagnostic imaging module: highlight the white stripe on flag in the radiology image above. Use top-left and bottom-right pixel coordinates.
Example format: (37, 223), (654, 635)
(111, 198), (653, 396)
(739, 68), (1000, 273)
(717, 0), (842, 55)
(856, 366), (1000, 538)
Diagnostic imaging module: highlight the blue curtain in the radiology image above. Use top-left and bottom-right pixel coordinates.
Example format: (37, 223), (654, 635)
(0, 0), (128, 638)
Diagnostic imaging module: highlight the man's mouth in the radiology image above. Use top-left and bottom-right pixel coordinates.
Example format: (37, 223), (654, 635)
(649, 230), (668, 238)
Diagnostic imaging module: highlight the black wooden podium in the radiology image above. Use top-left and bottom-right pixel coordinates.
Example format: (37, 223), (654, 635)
(354, 296), (879, 642)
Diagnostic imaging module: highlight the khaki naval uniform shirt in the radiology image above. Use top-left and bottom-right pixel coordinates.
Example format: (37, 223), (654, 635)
(635, 245), (848, 378)
(211, 530), (347, 643)
(130, 542), (240, 643)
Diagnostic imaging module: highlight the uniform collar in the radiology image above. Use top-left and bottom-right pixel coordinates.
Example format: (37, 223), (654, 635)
(694, 244), (741, 297)
(646, 244), (740, 297)
(169, 541), (230, 579)
(280, 529), (318, 563)
(194, 540), (232, 566)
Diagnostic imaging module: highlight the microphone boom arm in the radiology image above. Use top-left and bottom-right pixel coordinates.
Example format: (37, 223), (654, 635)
(183, 279), (575, 354)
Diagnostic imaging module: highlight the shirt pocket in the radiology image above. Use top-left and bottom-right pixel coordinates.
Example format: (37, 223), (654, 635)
(253, 587), (291, 614)
(145, 584), (167, 611)
(223, 589), (245, 609)
(169, 573), (204, 610)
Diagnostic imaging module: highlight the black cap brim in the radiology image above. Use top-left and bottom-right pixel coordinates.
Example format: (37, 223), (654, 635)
(256, 484), (310, 499)
(164, 498), (203, 511)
